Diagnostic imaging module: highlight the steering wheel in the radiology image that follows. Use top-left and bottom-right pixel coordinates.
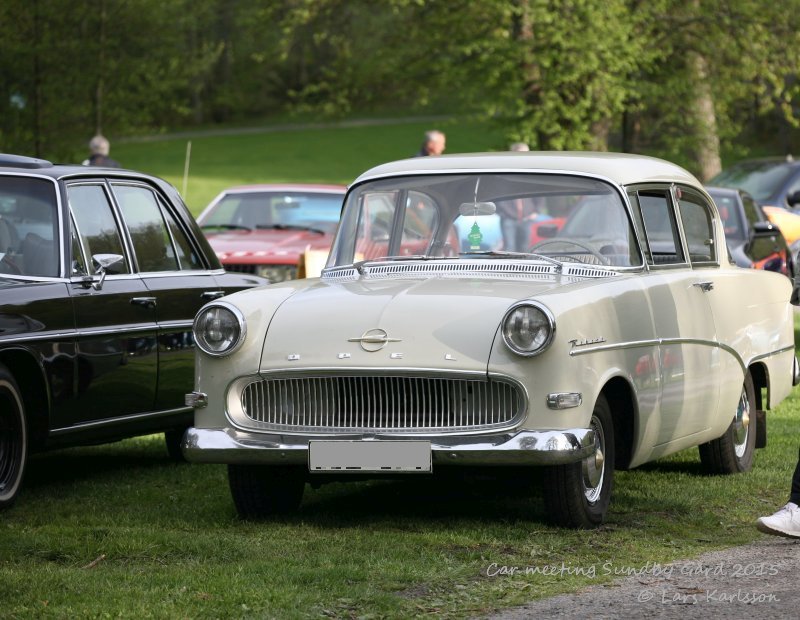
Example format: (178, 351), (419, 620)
(529, 238), (609, 265)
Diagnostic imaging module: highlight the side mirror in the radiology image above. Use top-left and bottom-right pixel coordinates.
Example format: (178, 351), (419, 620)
(787, 191), (800, 208)
(89, 253), (124, 290)
(751, 221), (776, 235)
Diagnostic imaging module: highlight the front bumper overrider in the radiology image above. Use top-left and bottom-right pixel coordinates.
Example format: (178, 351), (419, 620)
(182, 427), (596, 467)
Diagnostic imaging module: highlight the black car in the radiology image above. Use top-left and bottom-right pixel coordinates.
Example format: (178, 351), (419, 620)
(705, 186), (793, 277)
(709, 156), (800, 210)
(0, 154), (266, 508)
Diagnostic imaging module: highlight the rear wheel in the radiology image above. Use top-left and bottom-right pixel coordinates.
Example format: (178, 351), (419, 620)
(542, 394), (614, 528)
(699, 371), (756, 474)
(228, 465), (305, 519)
(0, 364), (26, 509)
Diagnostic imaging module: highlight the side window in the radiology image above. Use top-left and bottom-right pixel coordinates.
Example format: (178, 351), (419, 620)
(112, 184), (178, 272)
(68, 184), (130, 275)
(627, 192), (651, 264)
(158, 196), (204, 270)
(741, 193), (760, 227)
(403, 191), (438, 252)
(636, 189), (685, 265)
(676, 189), (715, 263)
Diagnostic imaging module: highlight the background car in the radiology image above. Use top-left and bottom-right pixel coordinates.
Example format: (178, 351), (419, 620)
(705, 186), (794, 277)
(197, 184), (346, 282)
(709, 156), (800, 247)
(183, 152), (797, 529)
(0, 153), (266, 510)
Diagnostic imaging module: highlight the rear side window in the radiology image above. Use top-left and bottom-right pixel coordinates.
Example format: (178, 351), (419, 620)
(113, 184), (203, 272)
(676, 188), (715, 263)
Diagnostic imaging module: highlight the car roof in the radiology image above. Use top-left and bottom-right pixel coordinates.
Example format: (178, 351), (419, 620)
(352, 151), (703, 188)
(0, 154), (163, 184)
(220, 184), (347, 194)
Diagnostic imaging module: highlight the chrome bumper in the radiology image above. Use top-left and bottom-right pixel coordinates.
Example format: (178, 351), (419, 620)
(182, 427), (596, 467)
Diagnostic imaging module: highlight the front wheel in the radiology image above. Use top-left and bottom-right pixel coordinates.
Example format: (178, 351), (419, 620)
(0, 364), (27, 509)
(699, 371), (756, 474)
(228, 465), (305, 519)
(542, 394), (614, 528)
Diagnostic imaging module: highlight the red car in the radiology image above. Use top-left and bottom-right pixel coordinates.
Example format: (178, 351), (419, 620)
(197, 184), (346, 282)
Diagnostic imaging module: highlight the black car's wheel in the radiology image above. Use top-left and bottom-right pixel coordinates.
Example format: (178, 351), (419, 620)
(699, 371), (756, 474)
(228, 465), (305, 519)
(0, 364), (26, 510)
(543, 394), (614, 528)
(164, 428), (187, 463)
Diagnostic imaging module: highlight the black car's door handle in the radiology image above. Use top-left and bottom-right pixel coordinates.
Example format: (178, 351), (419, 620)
(201, 290), (226, 300)
(130, 296), (157, 309)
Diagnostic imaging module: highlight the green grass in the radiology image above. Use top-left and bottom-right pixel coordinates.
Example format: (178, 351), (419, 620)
(113, 117), (507, 216)
(3, 344), (800, 618)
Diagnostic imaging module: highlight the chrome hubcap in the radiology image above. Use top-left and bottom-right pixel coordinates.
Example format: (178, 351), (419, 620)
(582, 415), (605, 503)
(733, 385), (751, 458)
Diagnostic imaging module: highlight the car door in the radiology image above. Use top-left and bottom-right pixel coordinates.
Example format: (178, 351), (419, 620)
(110, 182), (232, 411)
(65, 181), (158, 426)
(628, 186), (721, 450)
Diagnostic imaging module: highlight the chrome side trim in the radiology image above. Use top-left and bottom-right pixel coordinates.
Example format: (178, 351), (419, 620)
(49, 406), (192, 435)
(750, 345), (795, 364)
(0, 330), (76, 344)
(182, 427), (596, 466)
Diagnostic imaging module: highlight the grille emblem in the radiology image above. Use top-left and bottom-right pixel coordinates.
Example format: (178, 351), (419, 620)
(348, 328), (401, 352)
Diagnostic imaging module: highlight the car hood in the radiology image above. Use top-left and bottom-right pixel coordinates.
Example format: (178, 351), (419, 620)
(206, 229), (334, 262)
(260, 275), (577, 374)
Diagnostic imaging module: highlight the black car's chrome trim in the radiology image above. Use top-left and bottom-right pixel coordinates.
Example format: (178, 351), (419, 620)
(0, 331), (75, 344)
(49, 406), (192, 435)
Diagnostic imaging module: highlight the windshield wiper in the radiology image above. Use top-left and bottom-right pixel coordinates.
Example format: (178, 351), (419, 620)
(458, 250), (563, 272)
(201, 223), (253, 231)
(255, 224), (326, 235)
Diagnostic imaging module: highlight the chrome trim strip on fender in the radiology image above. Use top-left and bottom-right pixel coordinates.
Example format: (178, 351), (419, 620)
(182, 426), (596, 466)
(49, 406), (192, 435)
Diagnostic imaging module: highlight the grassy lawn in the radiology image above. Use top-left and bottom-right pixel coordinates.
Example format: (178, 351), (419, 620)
(113, 117), (508, 216)
(3, 344), (799, 618)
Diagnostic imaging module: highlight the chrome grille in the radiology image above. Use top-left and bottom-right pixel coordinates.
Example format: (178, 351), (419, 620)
(239, 376), (525, 433)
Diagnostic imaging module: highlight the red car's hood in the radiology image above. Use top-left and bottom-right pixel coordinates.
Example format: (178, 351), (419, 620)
(206, 229), (334, 262)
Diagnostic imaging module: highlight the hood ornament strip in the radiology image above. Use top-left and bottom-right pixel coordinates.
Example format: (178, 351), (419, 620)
(348, 328), (401, 352)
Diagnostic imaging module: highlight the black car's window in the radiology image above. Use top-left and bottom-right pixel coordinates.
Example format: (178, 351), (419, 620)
(68, 184), (130, 275)
(158, 196), (204, 270)
(741, 193), (760, 227)
(0, 176), (59, 277)
(710, 192), (746, 241)
(113, 184), (180, 272)
(676, 188), (715, 263)
(70, 221), (88, 276)
(634, 189), (685, 265)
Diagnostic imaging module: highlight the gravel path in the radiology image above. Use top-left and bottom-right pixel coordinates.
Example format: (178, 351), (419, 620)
(482, 537), (799, 619)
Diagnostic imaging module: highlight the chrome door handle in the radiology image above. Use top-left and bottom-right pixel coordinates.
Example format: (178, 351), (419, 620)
(130, 296), (157, 308)
(693, 281), (714, 292)
(201, 290), (226, 300)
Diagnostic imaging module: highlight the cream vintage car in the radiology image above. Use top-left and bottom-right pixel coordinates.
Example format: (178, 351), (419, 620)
(183, 152), (799, 528)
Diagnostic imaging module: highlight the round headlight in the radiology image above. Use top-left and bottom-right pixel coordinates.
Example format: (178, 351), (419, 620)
(501, 302), (555, 356)
(194, 302), (246, 357)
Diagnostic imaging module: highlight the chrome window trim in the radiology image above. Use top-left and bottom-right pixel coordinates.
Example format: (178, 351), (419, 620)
(672, 184), (720, 268)
(625, 183), (690, 270)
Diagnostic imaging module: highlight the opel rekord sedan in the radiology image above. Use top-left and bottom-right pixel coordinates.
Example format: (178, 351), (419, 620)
(183, 152), (798, 528)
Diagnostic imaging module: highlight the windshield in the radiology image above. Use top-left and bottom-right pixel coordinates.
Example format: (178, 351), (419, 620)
(710, 161), (795, 202)
(327, 173), (642, 269)
(0, 176), (59, 277)
(200, 191), (344, 233)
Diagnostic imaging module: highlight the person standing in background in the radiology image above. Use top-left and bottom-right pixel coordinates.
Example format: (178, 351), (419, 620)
(414, 130), (446, 157)
(82, 135), (121, 168)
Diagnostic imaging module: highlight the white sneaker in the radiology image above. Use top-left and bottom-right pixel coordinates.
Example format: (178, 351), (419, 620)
(756, 502), (800, 538)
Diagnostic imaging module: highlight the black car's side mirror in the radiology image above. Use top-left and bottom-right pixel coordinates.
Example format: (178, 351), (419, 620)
(87, 253), (125, 290)
(787, 190), (800, 208)
(751, 221), (776, 236)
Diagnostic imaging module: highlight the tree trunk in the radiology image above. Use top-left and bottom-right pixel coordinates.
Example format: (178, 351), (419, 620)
(688, 50), (721, 181)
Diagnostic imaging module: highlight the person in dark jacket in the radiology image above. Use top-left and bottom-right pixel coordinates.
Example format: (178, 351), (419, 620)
(82, 135), (121, 168)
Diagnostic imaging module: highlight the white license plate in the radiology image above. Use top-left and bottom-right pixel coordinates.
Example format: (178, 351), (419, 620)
(309, 441), (431, 473)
